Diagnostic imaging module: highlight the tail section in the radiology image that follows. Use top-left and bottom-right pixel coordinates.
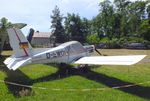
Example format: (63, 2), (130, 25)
(4, 55), (32, 70)
(7, 28), (33, 57)
(4, 28), (33, 70)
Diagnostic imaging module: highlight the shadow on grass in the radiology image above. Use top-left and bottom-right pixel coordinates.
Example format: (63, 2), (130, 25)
(31, 64), (150, 100)
(79, 69), (150, 99)
(0, 56), (34, 97)
(0, 56), (150, 99)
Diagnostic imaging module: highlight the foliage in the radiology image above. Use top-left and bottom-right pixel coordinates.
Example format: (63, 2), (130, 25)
(87, 0), (150, 47)
(49, 1), (150, 47)
(50, 6), (66, 43)
(99, 37), (109, 43)
(140, 20), (150, 41)
(0, 17), (12, 29)
(0, 17), (12, 35)
(86, 33), (100, 44)
(64, 13), (89, 43)
(99, 0), (115, 40)
(106, 38), (121, 49)
(0, 17), (12, 55)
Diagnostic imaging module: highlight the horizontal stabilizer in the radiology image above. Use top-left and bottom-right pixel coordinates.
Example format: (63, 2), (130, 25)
(4, 57), (31, 70)
(74, 55), (146, 65)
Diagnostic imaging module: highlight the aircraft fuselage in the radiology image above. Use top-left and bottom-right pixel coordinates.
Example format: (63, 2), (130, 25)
(31, 41), (94, 65)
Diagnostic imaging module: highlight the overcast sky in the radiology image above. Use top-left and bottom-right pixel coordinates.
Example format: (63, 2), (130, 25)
(0, 0), (140, 34)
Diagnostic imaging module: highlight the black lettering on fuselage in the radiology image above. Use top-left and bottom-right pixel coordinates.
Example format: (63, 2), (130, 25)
(46, 50), (65, 59)
(46, 53), (51, 59)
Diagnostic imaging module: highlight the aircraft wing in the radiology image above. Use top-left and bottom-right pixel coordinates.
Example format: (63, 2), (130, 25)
(74, 55), (146, 65)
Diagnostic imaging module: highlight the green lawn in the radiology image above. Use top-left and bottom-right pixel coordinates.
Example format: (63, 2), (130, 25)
(0, 49), (150, 101)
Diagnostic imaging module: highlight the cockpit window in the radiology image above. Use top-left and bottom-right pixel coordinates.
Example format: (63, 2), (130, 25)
(65, 45), (74, 55)
(64, 42), (85, 55)
(71, 43), (85, 53)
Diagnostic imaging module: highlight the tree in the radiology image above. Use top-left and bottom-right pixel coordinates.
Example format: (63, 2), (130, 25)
(64, 13), (88, 43)
(128, 1), (146, 36)
(0, 17), (27, 55)
(0, 17), (12, 56)
(140, 20), (150, 41)
(112, 13), (122, 38)
(114, 0), (131, 37)
(89, 0), (150, 47)
(114, 0), (131, 12)
(51, 6), (65, 44)
(82, 18), (90, 41)
(99, 0), (115, 39)
(91, 14), (104, 38)
(146, 2), (150, 24)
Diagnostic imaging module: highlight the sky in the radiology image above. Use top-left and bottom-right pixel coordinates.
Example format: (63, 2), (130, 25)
(0, 0), (102, 34)
(0, 0), (141, 34)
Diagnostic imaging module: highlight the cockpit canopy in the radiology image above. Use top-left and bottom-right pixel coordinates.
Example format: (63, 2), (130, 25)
(59, 41), (85, 54)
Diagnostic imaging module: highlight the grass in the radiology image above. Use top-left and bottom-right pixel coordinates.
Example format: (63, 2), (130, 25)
(0, 49), (150, 101)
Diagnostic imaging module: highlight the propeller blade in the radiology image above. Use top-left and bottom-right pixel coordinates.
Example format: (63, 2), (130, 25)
(95, 48), (102, 55)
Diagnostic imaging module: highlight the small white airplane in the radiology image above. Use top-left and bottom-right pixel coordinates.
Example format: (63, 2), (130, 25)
(4, 28), (146, 71)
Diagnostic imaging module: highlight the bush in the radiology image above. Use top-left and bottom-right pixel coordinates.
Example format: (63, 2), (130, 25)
(127, 37), (145, 43)
(106, 38), (121, 49)
(86, 33), (100, 44)
(99, 37), (109, 43)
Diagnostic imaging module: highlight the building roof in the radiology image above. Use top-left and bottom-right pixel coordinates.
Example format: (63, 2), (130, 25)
(33, 32), (53, 38)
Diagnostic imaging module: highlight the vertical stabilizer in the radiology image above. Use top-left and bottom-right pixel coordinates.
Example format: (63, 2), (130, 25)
(7, 28), (33, 57)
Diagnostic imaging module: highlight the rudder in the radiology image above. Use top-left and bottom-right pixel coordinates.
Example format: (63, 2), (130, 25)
(7, 28), (33, 57)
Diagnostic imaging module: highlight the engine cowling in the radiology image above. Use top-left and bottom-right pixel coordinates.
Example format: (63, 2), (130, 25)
(83, 45), (95, 55)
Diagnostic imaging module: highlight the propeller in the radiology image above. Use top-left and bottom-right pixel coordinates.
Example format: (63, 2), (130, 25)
(95, 48), (102, 55)
(93, 44), (106, 56)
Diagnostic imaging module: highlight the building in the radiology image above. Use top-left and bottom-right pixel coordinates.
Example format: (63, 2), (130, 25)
(31, 31), (53, 47)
